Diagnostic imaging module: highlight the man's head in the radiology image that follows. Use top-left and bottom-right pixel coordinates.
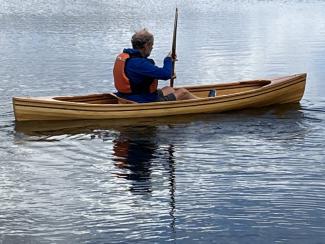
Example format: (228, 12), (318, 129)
(131, 28), (154, 57)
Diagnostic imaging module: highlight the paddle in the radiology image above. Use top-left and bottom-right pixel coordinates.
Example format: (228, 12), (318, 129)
(170, 7), (178, 88)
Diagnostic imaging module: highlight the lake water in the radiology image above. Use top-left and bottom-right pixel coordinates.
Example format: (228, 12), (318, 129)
(1, 0), (325, 243)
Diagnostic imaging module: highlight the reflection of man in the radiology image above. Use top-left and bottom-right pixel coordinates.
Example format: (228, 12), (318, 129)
(112, 127), (157, 194)
(111, 125), (176, 231)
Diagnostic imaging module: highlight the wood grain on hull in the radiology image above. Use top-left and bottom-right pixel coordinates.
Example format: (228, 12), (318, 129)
(13, 73), (306, 121)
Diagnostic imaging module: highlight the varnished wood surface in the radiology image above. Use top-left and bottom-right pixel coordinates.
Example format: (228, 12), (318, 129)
(13, 73), (306, 121)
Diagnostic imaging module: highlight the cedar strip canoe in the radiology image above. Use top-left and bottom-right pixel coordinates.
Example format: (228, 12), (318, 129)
(13, 73), (306, 121)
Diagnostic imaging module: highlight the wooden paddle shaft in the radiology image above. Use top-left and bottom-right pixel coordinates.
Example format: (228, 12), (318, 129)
(170, 8), (178, 87)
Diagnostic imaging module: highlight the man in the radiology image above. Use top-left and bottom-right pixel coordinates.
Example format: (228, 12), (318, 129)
(113, 28), (198, 103)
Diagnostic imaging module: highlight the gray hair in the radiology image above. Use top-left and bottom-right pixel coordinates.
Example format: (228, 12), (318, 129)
(131, 28), (154, 49)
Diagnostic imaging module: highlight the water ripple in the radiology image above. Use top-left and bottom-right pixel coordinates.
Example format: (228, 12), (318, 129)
(1, 1), (325, 243)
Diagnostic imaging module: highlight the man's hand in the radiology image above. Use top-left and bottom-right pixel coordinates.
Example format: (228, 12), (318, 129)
(167, 51), (178, 61)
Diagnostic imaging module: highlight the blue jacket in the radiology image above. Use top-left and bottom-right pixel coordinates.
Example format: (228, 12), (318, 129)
(116, 48), (172, 103)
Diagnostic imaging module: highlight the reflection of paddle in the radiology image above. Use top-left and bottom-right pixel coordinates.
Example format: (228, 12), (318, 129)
(170, 8), (178, 87)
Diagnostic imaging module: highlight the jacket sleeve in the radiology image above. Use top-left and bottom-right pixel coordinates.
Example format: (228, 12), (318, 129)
(130, 57), (173, 80)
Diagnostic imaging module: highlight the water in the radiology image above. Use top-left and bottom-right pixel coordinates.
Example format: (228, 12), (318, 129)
(1, 0), (325, 243)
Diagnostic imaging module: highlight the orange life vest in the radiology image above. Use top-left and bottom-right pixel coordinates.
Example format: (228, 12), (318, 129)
(113, 52), (158, 94)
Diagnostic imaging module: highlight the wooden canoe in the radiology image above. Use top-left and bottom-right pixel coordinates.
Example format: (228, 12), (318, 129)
(13, 73), (306, 121)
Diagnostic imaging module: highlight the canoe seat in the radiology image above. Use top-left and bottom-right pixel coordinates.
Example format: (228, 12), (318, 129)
(117, 97), (137, 104)
(108, 93), (137, 104)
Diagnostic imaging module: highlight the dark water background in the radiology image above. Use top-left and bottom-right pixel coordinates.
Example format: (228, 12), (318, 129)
(1, 1), (325, 243)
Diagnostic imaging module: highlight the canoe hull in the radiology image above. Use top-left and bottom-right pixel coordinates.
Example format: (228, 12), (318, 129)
(13, 73), (306, 121)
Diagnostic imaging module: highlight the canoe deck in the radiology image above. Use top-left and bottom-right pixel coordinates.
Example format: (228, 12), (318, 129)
(13, 73), (306, 121)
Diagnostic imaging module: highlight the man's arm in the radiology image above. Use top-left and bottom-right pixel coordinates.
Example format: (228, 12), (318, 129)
(131, 57), (173, 80)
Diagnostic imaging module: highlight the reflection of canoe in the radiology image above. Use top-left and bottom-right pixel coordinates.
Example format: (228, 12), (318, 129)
(13, 73), (306, 121)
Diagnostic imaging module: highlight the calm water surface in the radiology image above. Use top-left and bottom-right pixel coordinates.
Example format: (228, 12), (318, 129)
(1, 0), (325, 243)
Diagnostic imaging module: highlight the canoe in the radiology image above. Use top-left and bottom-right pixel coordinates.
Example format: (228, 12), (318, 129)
(13, 73), (306, 121)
